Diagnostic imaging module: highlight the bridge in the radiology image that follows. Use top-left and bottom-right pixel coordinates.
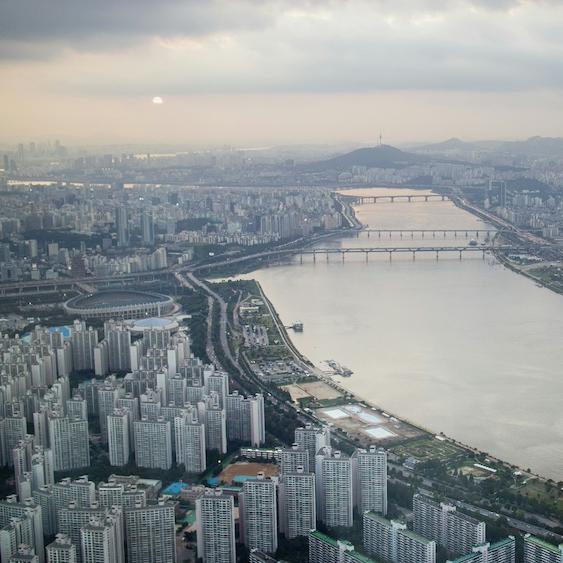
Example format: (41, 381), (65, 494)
(340, 194), (450, 204)
(298, 245), (524, 263)
(359, 229), (502, 239)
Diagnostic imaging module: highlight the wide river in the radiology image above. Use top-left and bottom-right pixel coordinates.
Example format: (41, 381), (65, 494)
(241, 188), (563, 480)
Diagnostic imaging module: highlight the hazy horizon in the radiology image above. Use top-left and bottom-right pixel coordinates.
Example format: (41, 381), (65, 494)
(3, 0), (563, 145)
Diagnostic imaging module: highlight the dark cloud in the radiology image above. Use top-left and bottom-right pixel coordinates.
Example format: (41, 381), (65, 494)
(0, 0), (275, 51)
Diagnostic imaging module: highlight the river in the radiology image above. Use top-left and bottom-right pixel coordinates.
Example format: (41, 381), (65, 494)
(241, 188), (563, 480)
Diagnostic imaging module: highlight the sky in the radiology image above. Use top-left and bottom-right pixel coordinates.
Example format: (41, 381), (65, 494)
(2, 0), (563, 147)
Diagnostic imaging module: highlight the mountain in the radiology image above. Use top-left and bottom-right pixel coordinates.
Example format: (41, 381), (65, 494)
(413, 137), (479, 153)
(303, 144), (427, 171)
(497, 136), (563, 157)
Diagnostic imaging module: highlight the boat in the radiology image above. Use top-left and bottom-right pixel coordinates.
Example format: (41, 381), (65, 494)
(326, 359), (353, 377)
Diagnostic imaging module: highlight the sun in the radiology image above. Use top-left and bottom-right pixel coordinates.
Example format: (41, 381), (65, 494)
(152, 96), (164, 105)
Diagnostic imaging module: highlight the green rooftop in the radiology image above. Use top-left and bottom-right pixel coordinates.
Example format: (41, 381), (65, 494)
(309, 530), (339, 547)
(524, 535), (561, 554)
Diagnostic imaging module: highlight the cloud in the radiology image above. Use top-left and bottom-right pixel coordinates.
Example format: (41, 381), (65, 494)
(1, 0), (563, 96)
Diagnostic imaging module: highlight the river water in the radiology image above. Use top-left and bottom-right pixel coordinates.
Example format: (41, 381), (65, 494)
(242, 188), (563, 480)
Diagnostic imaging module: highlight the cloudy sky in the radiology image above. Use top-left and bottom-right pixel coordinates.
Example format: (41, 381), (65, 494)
(2, 0), (563, 146)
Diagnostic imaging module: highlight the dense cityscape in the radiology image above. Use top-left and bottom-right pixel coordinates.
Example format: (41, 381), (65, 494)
(0, 135), (562, 563)
(3, 1), (563, 562)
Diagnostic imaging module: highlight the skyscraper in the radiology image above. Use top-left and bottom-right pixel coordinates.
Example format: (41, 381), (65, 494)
(240, 473), (278, 554)
(195, 489), (236, 563)
(141, 210), (155, 246)
(115, 206), (129, 247)
(352, 446), (387, 516)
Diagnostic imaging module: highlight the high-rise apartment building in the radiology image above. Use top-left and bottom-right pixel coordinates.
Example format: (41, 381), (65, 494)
(225, 392), (265, 447)
(315, 447), (353, 528)
(133, 418), (172, 470)
(413, 494), (486, 556)
(47, 415), (90, 472)
(279, 444), (309, 474)
(294, 424), (330, 465)
(107, 409), (130, 467)
(46, 534), (77, 563)
(523, 534), (563, 563)
(124, 499), (176, 563)
(278, 466), (316, 539)
(446, 537), (516, 563)
(195, 489), (236, 563)
(352, 446), (387, 516)
(174, 410), (206, 473)
(363, 511), (436, 563)
(240, 473), (278, 554)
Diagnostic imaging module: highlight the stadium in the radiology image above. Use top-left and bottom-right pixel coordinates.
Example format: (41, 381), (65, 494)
(64, 290), (174, 320)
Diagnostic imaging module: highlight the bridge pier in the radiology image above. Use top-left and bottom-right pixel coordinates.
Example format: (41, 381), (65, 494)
(300, 254), (303, 264)
(341, 252), (345, 263)
(326, 253), (329, 263)
(313, 252), (316, 263)
(389, 251), (392, 262)
(365, 252), (369, 263)
(436, 251), (439, 260)
(412, 251), (416, 261)
(459, 250), (463, 260)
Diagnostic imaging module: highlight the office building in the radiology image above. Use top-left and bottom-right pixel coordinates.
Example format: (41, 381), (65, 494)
(141, 210), (155, 245)
(116, 206), (129, 247)
(195, 489), (236, 563)
(240, 473), (278, 554)
(413, 493), (486, 556)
